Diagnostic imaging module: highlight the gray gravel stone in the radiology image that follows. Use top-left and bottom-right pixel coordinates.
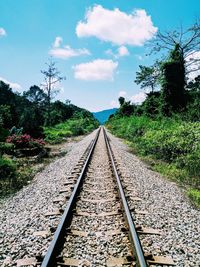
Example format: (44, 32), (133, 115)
(0, 130), (97, 266)
(107, 131), (200, 267)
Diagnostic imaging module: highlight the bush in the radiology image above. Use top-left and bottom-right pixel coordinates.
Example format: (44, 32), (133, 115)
(44, 116), (98, 144)
(0, 157), (16, 180)
(6, 134), (45, 149)
(107, 115), (200, 187)
(0, 142), (14, 156)
(187, 189), (200, 207)
(0, 127), (9, 142)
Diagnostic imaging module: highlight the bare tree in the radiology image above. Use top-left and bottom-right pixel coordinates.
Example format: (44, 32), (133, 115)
(150, 21), (200, 78)
(41, 58), (66, 125)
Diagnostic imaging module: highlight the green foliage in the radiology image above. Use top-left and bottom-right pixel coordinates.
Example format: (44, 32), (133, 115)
(6, 134), (45, 149)
(0, 105), (13, 129)
(9, 126), (23, 136)
(187, 188), (200, 207)
(117, 98), (135, 117)
(0, 157), (16, 181)
(0, 80), (98, 139)
(161, 44), (186, 115)
(0, 156), (33, 196)
(135, 64), (160, 92)
(44, 115), (98, 144)
(0, 142), (14, 156)
(107, 115), (200, 187)
(0, 127), (9, 142)
(140, 91), (161, 117)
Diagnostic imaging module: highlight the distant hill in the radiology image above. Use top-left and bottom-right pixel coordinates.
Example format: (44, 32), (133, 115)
(93, 108), (118, 124)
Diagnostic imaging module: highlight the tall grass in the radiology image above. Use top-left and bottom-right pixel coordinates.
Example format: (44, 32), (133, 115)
(107, 115), (200, 188)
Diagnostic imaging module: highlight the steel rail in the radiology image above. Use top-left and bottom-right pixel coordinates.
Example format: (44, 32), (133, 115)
(103, 127), (147, 267)
(41, 128), (101, 267)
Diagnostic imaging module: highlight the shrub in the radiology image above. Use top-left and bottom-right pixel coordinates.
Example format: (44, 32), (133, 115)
(0, 157), (16, 180)
(107, 115), (200, 187)
(6, 134), (45, 149)
(187, 189), (200, 207)
(44, 116), (98, 144)
(0, 142), (14, 156)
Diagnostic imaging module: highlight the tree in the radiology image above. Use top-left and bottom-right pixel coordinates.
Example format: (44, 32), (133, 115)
(150, 21), (200, 80)
(161, 44), (186, 115)
(41, 58), (66, 125)
(118, 98), (135, 116)
(141, 91), (162, 117)
(185, 75), (200, 121)
(118, 97), (125, 106)
(23, 85), (47, 107)
(135, 64), (160, 92)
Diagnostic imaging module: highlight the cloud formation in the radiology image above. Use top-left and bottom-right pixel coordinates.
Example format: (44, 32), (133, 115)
(0, 27), (6, 37)
(118, 46), (129, 57)
(110, 100), (119, 108)
(76, 5), (157, 46)
(73, 59), (118, 81)
(106, 46), (130, 58)
(130, 92), (146, 104)
(53, 36), (63, 48)
(49, 37), (91, 59)
(0, 77), (22, 91)
(118, 90), (127, 97)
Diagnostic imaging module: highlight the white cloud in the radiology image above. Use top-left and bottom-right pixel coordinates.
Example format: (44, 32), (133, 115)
(0, 28), (6, 37)
(130, 92), (146, 104)
(49, 37), (91, 59)
(50, 46), (91, 59)
(53, 36), (63, 48)
(0, 77), (22, 91)
(186, 51), (200, 80)
(118, 90), (127, 97)
(106, 46), (130, 58)
(118, 46), (129, 57)
(110, 100), (119, 108)
(73, 59), (118, 81)
(76, 5), (157, 46)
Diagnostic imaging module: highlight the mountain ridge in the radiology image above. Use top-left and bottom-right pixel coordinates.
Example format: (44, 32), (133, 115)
(93, 108), (118, 124)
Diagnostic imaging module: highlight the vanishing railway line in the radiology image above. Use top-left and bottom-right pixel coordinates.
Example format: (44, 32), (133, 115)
(18, 127), (175, 267)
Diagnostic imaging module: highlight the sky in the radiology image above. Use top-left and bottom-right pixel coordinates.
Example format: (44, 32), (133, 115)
(0, 0), (199, 112)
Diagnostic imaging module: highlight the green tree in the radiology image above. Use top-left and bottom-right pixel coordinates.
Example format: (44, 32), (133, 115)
(185, 75), (200, 121)
(23, 85), (47, 107)
(118, 96), (125, 106)
(118, 98), (135, 116)
(135, 64), (160, 92)
(150, 21), (200, 82)
(141, 91), (162, 117)
(161, 44), (186, 115)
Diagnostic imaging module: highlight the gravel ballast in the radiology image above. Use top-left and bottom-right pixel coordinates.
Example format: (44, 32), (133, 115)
(0, 129), (199, 267)
(107, 131), (200, 267)
(0, 130), (97, 266)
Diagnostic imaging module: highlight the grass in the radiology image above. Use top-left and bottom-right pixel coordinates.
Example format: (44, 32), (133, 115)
(106, 115), (200, 207)
(187, 188), (200, 207)
(0, 116), (99, 198)
(44, 116), (99, 144)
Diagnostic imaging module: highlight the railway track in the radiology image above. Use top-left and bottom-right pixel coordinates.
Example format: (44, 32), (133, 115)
(17, 127), (175, 267)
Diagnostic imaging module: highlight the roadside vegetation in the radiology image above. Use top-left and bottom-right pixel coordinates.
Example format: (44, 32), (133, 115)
(0, 60), (99, 197)
(44, 113), (98, 144)
(107, 22), (200, 207)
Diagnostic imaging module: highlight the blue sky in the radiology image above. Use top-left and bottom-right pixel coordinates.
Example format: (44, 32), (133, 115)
(0, 0), (199, 111)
